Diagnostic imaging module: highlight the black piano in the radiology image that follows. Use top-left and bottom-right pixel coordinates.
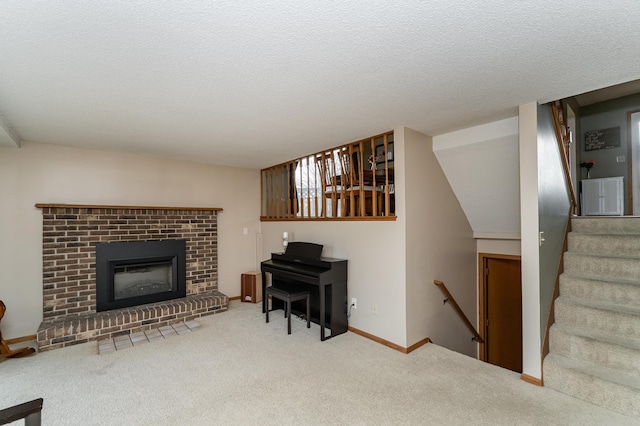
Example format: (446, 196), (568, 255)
(261, 242), (348, 341)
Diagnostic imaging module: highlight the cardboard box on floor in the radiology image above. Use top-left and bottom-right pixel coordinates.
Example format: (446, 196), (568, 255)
(241, 272), (262, 303)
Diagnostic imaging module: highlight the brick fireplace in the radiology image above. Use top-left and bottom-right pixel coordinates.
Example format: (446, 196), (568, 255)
(35, 204), (228, 351)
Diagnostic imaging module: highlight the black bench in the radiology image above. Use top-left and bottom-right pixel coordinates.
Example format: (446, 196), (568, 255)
(265, 284), (310, 334)
(0, 398), (43, 426)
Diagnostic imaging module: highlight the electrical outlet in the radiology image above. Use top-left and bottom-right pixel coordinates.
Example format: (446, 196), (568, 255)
(372, 304), (378, 315)
(351, 297), (357, 309)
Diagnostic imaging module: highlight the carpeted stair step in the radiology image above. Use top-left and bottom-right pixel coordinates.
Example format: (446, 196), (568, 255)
(548, 217), (640, 418)
(563, 252), (640, 282)
(554, 296), (640, 340)
(549, 323), (640, 376)
(572, 217), (640, 235)
(559, 274), (640, 308)
(543, 353), (640, 418)
(568, 232), (640, 257)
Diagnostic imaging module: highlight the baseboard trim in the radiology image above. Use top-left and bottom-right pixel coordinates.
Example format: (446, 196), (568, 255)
(348, 326), (430, 354)
(406, 337), (431, 353)
(228, 295), (242, 301)
(521, 373), (543, 386)
(6, 334), (37, 345)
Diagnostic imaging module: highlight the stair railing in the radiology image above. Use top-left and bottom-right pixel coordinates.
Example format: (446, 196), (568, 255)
(549, 101), (578, 215)
(433, 280), (483, 343)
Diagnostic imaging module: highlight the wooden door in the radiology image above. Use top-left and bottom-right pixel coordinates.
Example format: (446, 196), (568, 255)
(484, 257), (522, 373)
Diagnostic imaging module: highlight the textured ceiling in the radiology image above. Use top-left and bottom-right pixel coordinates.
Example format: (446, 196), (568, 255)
(1, 1), (640, 169)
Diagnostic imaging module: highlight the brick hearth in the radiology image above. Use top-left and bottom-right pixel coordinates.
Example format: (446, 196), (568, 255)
(35, 204), (228, 351)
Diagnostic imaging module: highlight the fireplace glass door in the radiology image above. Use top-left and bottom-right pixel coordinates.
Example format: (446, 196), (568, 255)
(114, 261), (173, 300)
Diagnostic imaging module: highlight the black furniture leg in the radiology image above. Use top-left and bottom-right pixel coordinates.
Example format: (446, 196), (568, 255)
(320, 285), (326, 340)
(287, 299), (292, 334)
(261, 271), (267, 314)
(266, 296), (270, 324)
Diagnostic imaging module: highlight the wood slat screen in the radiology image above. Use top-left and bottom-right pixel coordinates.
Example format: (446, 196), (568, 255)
(261, 131), (396, 221)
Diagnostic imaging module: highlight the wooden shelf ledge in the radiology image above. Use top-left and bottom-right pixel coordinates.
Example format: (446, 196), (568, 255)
(34, 203), (223, 212)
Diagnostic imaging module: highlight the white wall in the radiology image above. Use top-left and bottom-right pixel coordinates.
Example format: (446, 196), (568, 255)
(0, 142), (260, 339)
(260, 130), (408, 346)
(433, 117), (520, 235)
(261, 127), (476, 353)
(476, 238), (521, 257)
(261, 219), (407, 346)
(433, 118), (523, 358)
(403, 128), (476, 356)
(537, 104), (571, 337)
(519, 102), (542, 379)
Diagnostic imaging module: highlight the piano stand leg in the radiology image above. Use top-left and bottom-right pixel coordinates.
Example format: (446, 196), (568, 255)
(287, 299), (292, 334)
(265, 298), (270, 324)
(320, 286), (326, 341)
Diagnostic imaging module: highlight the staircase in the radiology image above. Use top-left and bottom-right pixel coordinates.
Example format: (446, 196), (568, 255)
(544, 217), (640, 418)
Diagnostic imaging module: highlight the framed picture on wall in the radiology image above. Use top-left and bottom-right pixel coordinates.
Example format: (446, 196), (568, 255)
(585, 127), (620, 151)
(375, 141), (394, 162)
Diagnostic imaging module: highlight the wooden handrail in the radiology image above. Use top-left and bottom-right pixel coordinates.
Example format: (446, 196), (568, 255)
(433, 280), (484, 343)
(549, 102), (578, 215)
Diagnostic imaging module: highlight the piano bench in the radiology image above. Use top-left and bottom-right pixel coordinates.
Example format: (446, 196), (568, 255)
(265, 285), (311, 334)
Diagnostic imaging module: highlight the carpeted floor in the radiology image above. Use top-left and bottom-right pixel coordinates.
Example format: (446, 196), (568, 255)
(1, 300), (639, 425)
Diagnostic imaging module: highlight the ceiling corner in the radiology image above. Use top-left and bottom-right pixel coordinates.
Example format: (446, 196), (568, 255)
(0, 115), (21, 147)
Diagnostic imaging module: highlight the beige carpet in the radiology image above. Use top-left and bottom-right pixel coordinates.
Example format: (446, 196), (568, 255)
(1, 300), (639, 426)
(545, 217), (640, 417)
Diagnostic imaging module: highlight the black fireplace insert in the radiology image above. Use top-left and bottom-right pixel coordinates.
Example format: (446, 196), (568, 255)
(95, 240), (187, 312)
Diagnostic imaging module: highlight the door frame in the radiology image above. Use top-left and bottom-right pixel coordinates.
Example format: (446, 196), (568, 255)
(628, 109), (640, 215)
(477, 252), (522, 362)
